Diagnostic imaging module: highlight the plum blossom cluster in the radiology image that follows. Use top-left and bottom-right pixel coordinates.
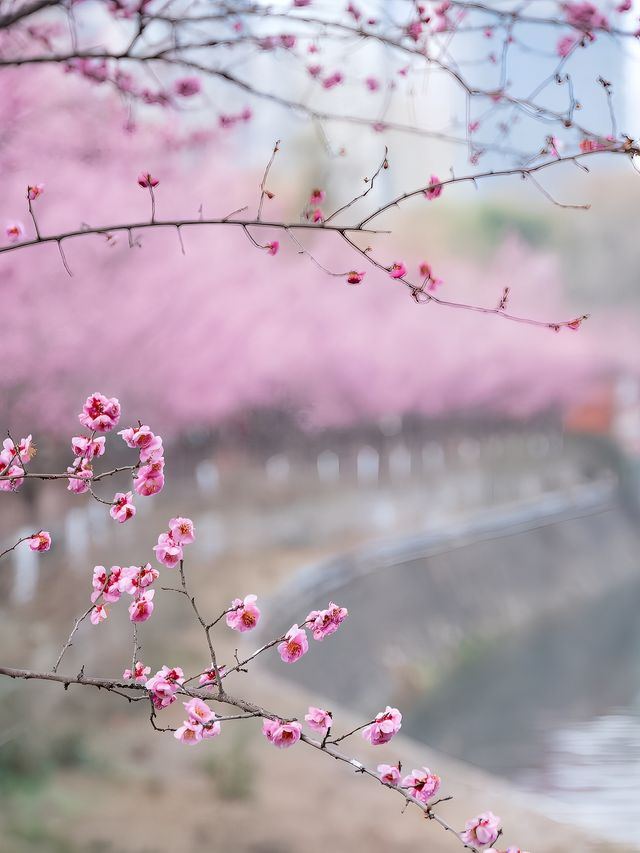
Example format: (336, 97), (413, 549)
(153, 516), (195, 568)
(0, 434), (34, 491)
(119, 423), (166, 497)
(67, 392), (121, 495)
(276, 600), (348, 665)
(146, 665), (185, 710)
(174, 698), (222, 744)
(89, 561), (159, 625)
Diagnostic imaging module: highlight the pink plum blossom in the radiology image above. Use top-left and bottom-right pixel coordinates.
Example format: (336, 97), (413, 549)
(199, 667), (227, 687)
(5, 222), (24, 243)
(389, 262), (407, 279)
(564, 2), (609, 31)
(424, 175), (443, 200)
(278, 624), (309, 663)
(309, 188), (325, 204)
(461, 812), (501, 847)
(123, 661), (151, 682)
(346, 271), (365, 285)
(138, 172), (159, 187)
(365, 77), (380, 91)
(304, 707), (332, 733)
(262, 718), (302, 748)
(401, 767), (441, 802)
(91, 565), (123, 603)
(169, 516), (195, 545)
(139, 434), (164, 462)
(71, 435), (105, 459)
(184, 697), (215, 723)
(378, 764), (402, 785)
(134, 465), (165, 496)
(27, 184), (44, 200)
(3, 435), (34, 464)
(128, 589), (155, 622)
(146, 666), (184, 709)
(110, 491), (136, 523)
(174, 721), (203, 744)
(362, 706), (402, 745)
(119, 563), (159, 595)
(266, 240), (279, 255)
(201, 717), (222, 739)
(28, 531), (51, 551)
(118, 424), (155, 449)
(78, 393), (121, 431)
(0, 466), (24, 491)
(153, 531), (183, 568)
(305, 601), (348, 641)
(226, 594), (261, 632)
(67, 458), (93, 493)
(90, 604), (108, 625)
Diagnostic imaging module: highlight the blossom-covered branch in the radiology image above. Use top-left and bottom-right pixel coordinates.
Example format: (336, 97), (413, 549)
(0, 393), (526, 852)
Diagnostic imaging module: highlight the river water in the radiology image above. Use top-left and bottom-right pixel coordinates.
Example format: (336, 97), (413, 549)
(402, 578), (640, 846)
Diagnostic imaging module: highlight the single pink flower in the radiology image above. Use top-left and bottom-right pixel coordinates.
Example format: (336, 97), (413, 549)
(3, 435), (35, 464)
(139, 434), (164, 463)
(5, 222), (24, 243)
(128, 589), (155, 622)
(389, 262), (407, 279)
(110, 491), (136, 523)
(266, 240), (279, 255)
(262, 719), (302, 748)
(122, 661), (151, 683)
(199, 667), (227, 687)
(118, 424), (155, 449)
(309, 188), (325, 205)
(401, 767), (441, 802)
(174, 721), (203, 744)
(138, 172), (159, 188)
(378, 764), (401, 785)
(461, 812), (501, 847)
(78, 392), (121, 432)
(365, 77), (380, 91)
(346, 271), (365, 285)
(304, 707), (332, 733)
(226, 594), (261, 632)
(134, 465), (165, 497)
(0, 465), (24, 492)
(153, 531), (183, 568)
(184, 697), (215, 724)
(90, 603), (108, 625)
(28, 531), (51, 552)
(27, 184), (44, 200)
(169, 517), (195, 545)
(362, 706), (402, 745)
(423, 175), (443, 200)
(277, 624), (309, 663)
